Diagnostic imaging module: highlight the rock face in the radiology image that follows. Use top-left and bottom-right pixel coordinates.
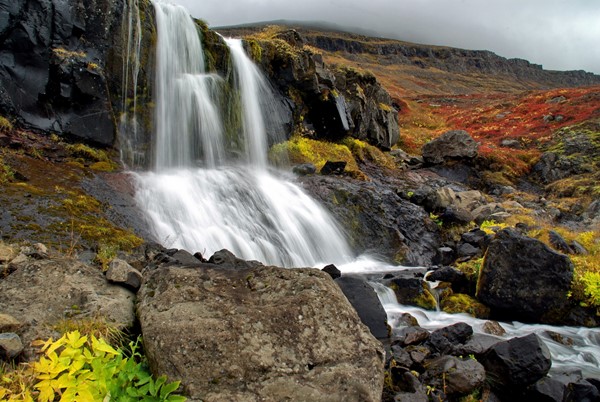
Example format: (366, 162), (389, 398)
(137, 264), (385, 402)
(300, 174), (441, 266)
(246, 30), (400, 149)
(422, 130), (479, 165)
(476, 228), (574, 323)
(0, 0), (135, 144)
(0, 257), (136, 359)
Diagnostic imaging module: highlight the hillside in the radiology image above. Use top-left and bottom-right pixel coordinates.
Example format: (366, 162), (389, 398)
(217, 21), (600, 97)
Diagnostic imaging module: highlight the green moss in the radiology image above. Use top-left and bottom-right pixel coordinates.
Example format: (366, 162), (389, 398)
(414, 286), (438, 310)
(0, 155), (15, 184)
(90, 161), (119, 172)
(342, 138), (396, 170)
(269, 136), (367, 179)
(0, 116), (13, 133)
(441, 293), (490, 318)
(65, 143), (110, 163)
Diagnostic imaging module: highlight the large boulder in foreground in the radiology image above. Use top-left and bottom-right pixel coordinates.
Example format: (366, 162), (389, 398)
(137, 263), (385, 402)
(422, 130), (478, 165)
(476, 229), (574, 323)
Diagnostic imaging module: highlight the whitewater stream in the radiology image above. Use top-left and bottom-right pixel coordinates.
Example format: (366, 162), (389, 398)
(128, 0), (600, 380)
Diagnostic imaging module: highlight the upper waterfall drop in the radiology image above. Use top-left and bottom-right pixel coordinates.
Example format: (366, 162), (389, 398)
(153, 0), (225, 169)
(134, 0), (354, 267)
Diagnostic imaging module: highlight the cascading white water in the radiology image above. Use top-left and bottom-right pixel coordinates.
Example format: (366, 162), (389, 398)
(118, 0), (144, 168)
(134, 0), (352, 266)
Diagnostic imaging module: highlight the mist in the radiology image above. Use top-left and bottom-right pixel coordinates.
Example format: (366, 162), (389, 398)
(171, 0), (600, 74)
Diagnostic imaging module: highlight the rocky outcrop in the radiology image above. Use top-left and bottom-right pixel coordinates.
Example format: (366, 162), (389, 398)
(300, 174), (442, 266)
(243, 29), (400, 149)
(422, 130), (479, 165)
(476, 228), (574, 323)
(137, 261), (385, 401)
(0, 0), (138, 145)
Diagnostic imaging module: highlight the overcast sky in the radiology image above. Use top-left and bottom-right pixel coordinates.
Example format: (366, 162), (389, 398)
(169, 0), (600, 74)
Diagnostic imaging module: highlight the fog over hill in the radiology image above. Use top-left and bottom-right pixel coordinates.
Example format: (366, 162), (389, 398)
(173, 0), (600, 75)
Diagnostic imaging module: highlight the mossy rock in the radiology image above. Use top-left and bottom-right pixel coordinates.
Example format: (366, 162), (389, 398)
(440, 293), (490, 318)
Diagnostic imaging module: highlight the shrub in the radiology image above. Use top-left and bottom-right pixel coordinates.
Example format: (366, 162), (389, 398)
(0, 331), (186, 401)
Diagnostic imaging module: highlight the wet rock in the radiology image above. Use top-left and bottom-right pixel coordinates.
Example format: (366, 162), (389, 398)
(427, 266), (469, 294)
(523, 377), (566, 402)
(441, 206), (474, 225)
(301, 175), (441, 266)
(321, 264), (341, 279)
(293, 163), (317, 175)
(564, 379), (600, 402)
(426, 322), (473, 355)
(456, 333), (503, 356)
(433, 247), (455, 266)
(387, 277), (437, 310)
(422, 130), (478, 165)
(480, 333), (551, 391)
(457, 242), (482, 258)
(390, 370), (428, 402)
(0, 333), (23, 360)
(392, 326), (430, 346)
(422, 355), (485, 395)
(208, 249), (263, 269)
(320, 160), (346, 175)
(105, 259), (143, 291)
(137, 265), (385, 401)
(482, 321), (506, 336)
(461, 228), (490, 248)
(335, 276), (389, 339)
(169, 249), (203, 265)
(476, 228), (574, 323)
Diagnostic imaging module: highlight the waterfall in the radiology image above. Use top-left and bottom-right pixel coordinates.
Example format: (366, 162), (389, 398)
(118, 0), (144, 168)
(134, 0), (352, 267)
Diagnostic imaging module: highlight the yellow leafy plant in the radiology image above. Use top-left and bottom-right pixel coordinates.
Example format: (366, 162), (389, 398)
(0, 331), (185, 402)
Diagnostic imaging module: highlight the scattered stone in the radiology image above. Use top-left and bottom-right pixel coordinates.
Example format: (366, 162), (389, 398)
(320, 160), (346, 175)
(564, 379), (600, 401)
(422, 356), (486, 395)
(480, 333), (551, 390)
(170, 249), (203, 265)
(457, 242), (482, 258)
(335, 276), (389, 339)
(390, 370), (428, 402)
(482, 321), (506, 336)
(105, 259), (143, 291)
(392, 326), (430, 346)
(427, 322), (473, 354)
(427, 266), (469, 294)
(292, 163), (317, 175)
(570, 240), (589, 255)
(461, 229), (489, 248)
(422, 130), (478, 165)
(0, 244), (17, 263)
(322, 264), (341, 279)
(208, 249), (263, 269)
(546, 331), (574, 346)
(433, 247), (455, 266)
(441, 206), (474, 225)
(548, 230), (573, 254)
(405, 345), (431, 366)
(393, 312), (419, 327)
(523, 377), (566, 402)
(501, 139), (521, 149)
(0, 333), (23, 360)
(0, 314), (22, 333)
(476, 229), (574, 323)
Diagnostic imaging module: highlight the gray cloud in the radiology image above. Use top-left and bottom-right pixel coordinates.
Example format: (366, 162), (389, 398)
(171, 0), (600, 74)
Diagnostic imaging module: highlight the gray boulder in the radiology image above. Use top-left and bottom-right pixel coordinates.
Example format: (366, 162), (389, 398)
(0, 333), (23, 360)
(422, 356), (486, 395)
(422, 130), (478, 165)
(105, 258), (143, 291)
(137, 264), (385, 402)
(0, 258), (136, 360)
